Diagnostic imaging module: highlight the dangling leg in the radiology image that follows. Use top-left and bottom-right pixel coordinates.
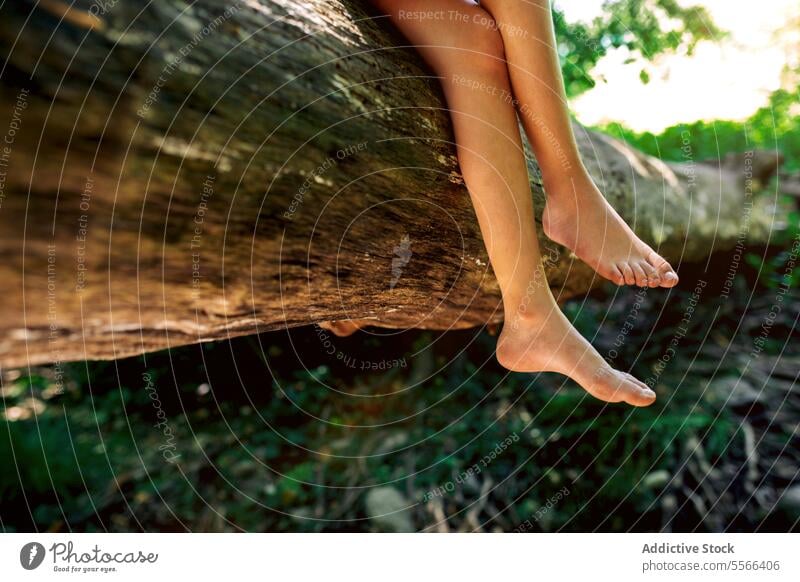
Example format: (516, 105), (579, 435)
(370, 0), (655, 406)
(479, 0), (679, 289)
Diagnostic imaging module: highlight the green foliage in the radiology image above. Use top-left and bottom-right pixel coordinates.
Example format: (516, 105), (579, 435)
(596, 86), (800, 171)
(554, 0), (724, 97)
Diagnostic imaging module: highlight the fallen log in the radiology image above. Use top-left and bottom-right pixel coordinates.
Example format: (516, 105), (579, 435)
(0, 0), (776, 367)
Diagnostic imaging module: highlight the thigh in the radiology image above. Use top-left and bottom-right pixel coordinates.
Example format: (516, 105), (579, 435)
(368, 0), (496, 68)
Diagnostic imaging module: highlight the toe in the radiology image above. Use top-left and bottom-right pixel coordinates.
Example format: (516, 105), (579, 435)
(629, 388), (656, 407)
(599, 376), (655, 407)
(647, 250), (679, 287)
(625, 372), (652, 391)
(610, 266), (626, 286)
(632, 263), (649, 287)
(661, 270), (679, 287)
(646, 249), (671, 271)
(619, 263), (636, 286)
(641, 262), (661, 287)
(590, 369), (655, 407)
(620, 376), (656, 407)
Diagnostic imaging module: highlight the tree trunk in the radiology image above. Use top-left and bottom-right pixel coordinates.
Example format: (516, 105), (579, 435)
(0, 0), (776, 368)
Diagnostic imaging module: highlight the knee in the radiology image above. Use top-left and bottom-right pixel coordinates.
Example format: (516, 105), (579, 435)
(427, 12), (506, 79)
(396, 6), (508, 83)
(460, 16), (507, 75)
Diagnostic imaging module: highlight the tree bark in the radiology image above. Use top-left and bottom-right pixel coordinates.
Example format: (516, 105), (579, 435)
(0, 0), (776, 368)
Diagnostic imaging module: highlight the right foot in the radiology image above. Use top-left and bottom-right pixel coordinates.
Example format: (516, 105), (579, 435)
(541, 167), (679, 289)
(496, 308), (656, 407)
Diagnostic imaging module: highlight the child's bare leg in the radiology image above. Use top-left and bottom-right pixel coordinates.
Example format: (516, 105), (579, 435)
(479, 0), (678, 289)
(370, 0), (655, 406)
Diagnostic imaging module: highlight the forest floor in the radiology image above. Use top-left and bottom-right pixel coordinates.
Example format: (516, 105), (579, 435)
(1, 245), (798, 532)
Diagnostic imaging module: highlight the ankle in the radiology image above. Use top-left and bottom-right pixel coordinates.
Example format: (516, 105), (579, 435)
(504, 299), (559, 331)
(541, 162), (592, 196)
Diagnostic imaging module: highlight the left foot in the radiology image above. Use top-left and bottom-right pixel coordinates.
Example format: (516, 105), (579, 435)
(318, 319), (367, 337)
(542, 167), (679, 288)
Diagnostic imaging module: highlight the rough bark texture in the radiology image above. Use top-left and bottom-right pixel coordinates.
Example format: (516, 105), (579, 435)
(0, 0), (777, 368)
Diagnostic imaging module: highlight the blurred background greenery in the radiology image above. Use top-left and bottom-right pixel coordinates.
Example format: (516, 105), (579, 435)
(1, 0), (798, 532)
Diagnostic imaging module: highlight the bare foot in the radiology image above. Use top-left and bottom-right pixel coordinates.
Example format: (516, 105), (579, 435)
(318, 319), (367, 337)
(496, 309), (656, 407)
(542, 167), (678, 288)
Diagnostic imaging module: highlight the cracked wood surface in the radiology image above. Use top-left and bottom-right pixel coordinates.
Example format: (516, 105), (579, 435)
(0, 0), (774, 367)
